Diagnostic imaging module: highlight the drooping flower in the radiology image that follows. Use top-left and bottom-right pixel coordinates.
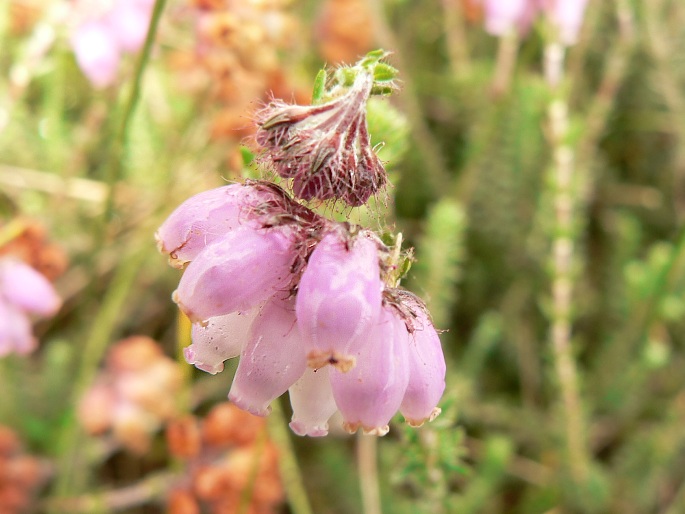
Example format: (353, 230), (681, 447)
(157, 181), (447, 436)
(296, 228), (384, 371)
(288, 367), (338, 437)
(0, 258), (61, 357)
(172, 224), (297, 323)
(229, 295), (307, 416)
(329, 303), (411, 435)
(392, 290), (446, 427)
(155, 183), (284, 269)
(255, 53), (397, 206)
(69, 0), (154, 88)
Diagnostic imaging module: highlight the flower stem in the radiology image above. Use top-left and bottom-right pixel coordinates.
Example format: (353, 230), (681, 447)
(267, 400), (313, 514)
(357, 433), (382, 514)
(101, 0), (167, 228)
(544, 41), (590, 483)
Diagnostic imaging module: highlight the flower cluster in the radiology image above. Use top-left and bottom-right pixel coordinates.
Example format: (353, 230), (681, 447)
(0, 257), (61, 357)
(78, 336), (183, 453)
(166, 403), (283, 514)
(69, 0), (154, 87)
(255, 52), (398, 206)
(482, 0), (589, 45)
(157, 181), (446, 436)
(0, 426), (44, 514)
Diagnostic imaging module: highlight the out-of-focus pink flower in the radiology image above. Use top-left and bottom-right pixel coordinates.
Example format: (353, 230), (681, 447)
(69, 0), (154, 88)
(481, 0), (589, 45)
(0, 258), (61, 357)
(71, 21), (121, 88)
(296, 229), (383, 372)
(329, 303), (411, 435)
(542, 0), (589, 45)
(0, 258), (61, 316)
(482, 0), (537, 37)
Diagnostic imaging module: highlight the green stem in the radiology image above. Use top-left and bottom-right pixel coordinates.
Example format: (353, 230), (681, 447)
(357, 433), (382, 514)
(51, 246), (148, 506)
(267, 400), (313, 514)
(102, 0), (168, 226)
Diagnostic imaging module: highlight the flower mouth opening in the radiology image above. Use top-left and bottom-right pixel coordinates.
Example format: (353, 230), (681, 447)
(306, 350), (356, 373)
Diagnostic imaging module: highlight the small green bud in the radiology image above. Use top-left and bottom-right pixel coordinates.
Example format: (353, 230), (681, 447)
(311, 69), (327, 104)
(373, 63), (398, 83)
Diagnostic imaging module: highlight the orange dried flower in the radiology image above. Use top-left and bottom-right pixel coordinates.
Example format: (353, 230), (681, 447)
(0, 426), (44, 514)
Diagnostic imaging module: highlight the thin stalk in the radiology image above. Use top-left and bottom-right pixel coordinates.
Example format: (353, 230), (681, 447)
(267, 400), (313, 514)
(51, 246), (149, 506)
(440, 0), (472, 76)
(544, 41), (590, 483)
(357, 434), (382, 514)
(490, 32), (519, 98)
(101, 0), (168, 228)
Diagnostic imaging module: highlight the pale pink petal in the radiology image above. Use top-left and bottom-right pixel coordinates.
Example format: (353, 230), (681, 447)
(289, 367), (338, 437)
(185, 308), (259, 374)
(71, 20), (121, 88)
(329, 305), (410, 435)
(296, 230), (382, 370)
(107, 0), (153, 53)
(0, 259), (61, 316)
(399, 300), (446, 427)
(0, 301), (36, 357)
(544, 0), (589, 45)
(229, 295), (307, 416)
(173, 225), (295, 323)
(155, 184), (281, 269)
(483, 0), (538, 36)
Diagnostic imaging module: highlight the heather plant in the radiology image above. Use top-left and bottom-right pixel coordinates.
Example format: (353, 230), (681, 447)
(5, 0), (685, 513)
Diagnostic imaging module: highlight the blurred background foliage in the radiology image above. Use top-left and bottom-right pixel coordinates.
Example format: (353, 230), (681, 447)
(3, 0), (685, 512)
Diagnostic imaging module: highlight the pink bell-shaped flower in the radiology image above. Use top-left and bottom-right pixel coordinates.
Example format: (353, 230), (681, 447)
(184, 308), (260, 374)
(107, 0), (153, 53)
(329, 304), (410, 435)
(0, 302), (35, 357)
(397, 292), (446, 427)
(229, 295), (307, 416)
(156, 183), (281, 269)
(0, 259), (61, 316)
(482, 0), (537, 37)
(71, 20), (121, 88)
(542, 0), (589, 45)
(173, 224), (296, 323)
(288, 367), (338, 437)
(296, 229), (383, 371)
